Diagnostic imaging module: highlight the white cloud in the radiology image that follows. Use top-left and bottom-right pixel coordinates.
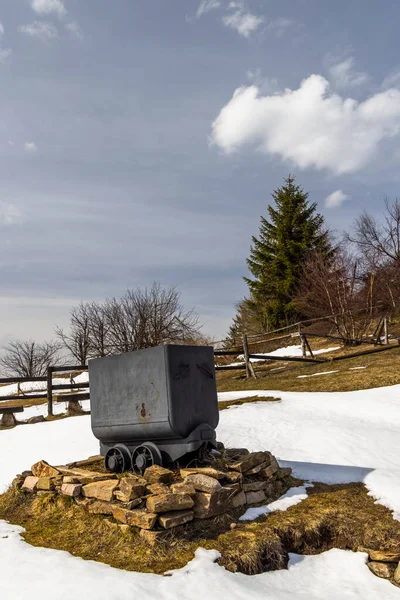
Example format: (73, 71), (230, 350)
(31, 0), (66, 18)
(65, 22), (83, 40)
(196, 0), (220, 18)
(325, 189), (349, 209)
(222, 2), (263, 37)
(24, 141), (38, 153)
(210, 74), (400, 175)
(0, 22), (4, 37)
(329, 57), (368, 89)
(20, 21), (58, 42)
(0, 48), (11, 63)
(0, 203), (22, 226)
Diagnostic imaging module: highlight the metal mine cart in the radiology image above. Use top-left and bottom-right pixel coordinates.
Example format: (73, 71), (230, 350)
(89, 345), (219, 474)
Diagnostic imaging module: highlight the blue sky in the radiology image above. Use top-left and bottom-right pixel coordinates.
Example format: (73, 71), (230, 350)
(1, 0), (400, 345)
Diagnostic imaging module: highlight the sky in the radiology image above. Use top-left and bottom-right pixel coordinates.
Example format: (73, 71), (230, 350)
(1, 0), (400, 346)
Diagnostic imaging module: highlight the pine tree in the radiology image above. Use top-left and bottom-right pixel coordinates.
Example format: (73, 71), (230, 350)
(244, 175), (331, 331)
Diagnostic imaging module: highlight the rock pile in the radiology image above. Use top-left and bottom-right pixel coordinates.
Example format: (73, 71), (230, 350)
(363, 548), (400, 587)
(14, 447), (293, 542)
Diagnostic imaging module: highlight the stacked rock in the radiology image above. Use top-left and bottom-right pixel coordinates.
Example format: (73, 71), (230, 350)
(14, 448), (293, 542)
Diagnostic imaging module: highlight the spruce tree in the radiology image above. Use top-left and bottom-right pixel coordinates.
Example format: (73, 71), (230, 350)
(244, 175), (331, 331)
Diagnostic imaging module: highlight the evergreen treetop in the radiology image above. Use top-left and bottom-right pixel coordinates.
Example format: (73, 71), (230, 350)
(244, 175), (331, 331)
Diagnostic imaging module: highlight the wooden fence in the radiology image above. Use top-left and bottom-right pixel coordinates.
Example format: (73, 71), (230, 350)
(0, 365), (89, 418)
(0, 313), (399, 417)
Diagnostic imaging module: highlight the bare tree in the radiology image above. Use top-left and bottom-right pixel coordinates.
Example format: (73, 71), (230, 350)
(55, 302), (91, 365)
(56, 283), (202, 360)
(0, 339), (62, 377)
(348, 198), (400, 266)
(295, 251), (378, 342)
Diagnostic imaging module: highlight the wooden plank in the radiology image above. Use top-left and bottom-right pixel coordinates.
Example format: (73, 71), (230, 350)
(215, 365), (247, 371)
(52, 382), (89, 391)
(54, 392), (90, 402)
(248, 354), (326, 364)
(0, 376), (47, 384)
(51, 365), (88, 373)
(329, 343), (400, 362)
(0, 394), (46, 401)
(0, 406), (24, 414)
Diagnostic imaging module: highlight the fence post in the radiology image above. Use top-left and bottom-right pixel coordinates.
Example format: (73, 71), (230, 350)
(300, 333), (307, 358)
(47, 366), (53, 417)
(242, 333), (256, 379)
(384, 316), (389, 345)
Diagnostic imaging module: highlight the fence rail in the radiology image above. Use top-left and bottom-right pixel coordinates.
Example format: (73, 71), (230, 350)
(0, 314), (398, 418)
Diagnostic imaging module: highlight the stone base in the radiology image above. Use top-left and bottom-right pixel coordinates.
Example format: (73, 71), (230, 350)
(15, 448), (294, 544)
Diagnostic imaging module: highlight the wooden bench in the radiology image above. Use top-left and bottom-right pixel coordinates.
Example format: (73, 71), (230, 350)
(0, 405), (24, 427)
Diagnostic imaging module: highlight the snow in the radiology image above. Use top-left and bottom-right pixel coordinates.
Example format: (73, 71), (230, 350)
(217, 385), (400, 519)
(239, 484), (312, 521)
(297, 370), (339, 378)
(0, 524), (399, 600)
(1, 383), (400, 598)
(244, 344), (340, 362)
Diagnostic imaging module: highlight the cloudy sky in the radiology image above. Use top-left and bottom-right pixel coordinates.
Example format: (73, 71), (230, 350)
(1, 0), (400, 345)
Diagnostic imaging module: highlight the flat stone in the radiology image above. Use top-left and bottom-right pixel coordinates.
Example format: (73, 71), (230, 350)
(261, 458), (280, 479)
(193, 487), (232, 519)
(36, 477), (55, 491)
(158, 510), (194, 529)
(123, 498), (143, 510)
(119, 478), (146, 500)
(223, 471), (243, 484)
(246, 490), (267, 505)
(56, 466), (117, 480)
(82, 479), (118, 502)
(230, 452), (270, 473)
(180, 468), (226, 480)
(63, 476), (81, 484)
(184, 474), (222, 493)
(230, 490), (247, 508)
(88, 500), (115, 514)
(27, 415), (46, 424)
(170, 482), (196, 495)
(224, 482), (241, 495)
(147, 483), (170, 495)
(146, 493), (194, 514)
(31, 460), (60, 478)
(69, 456), (103, 468)
(368, 550), (400, 563)
(143, 465), (174, 484)
(275, 467), (292, 480)
(61, 483), (82, 497)
(113, 507), (157, 530)
(246, 457), (273, 475)
(22, 476), (39, 492)
(243, 481), (268, 492)
(367, 562), (395, 579)
(140, 529), (169, 545)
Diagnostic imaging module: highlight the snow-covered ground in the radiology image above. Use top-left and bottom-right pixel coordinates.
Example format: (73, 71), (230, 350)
(1, 384), (400, 598)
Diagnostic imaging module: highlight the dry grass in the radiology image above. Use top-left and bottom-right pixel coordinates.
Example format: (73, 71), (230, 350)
(217, 345), (400, 393)
(1, 481), (399, 575)
(218, 396), (280, 411)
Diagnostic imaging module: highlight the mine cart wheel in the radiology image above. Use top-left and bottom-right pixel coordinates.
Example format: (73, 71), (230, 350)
(131, 442), (163, 474)
(104, 443), (131, 474)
